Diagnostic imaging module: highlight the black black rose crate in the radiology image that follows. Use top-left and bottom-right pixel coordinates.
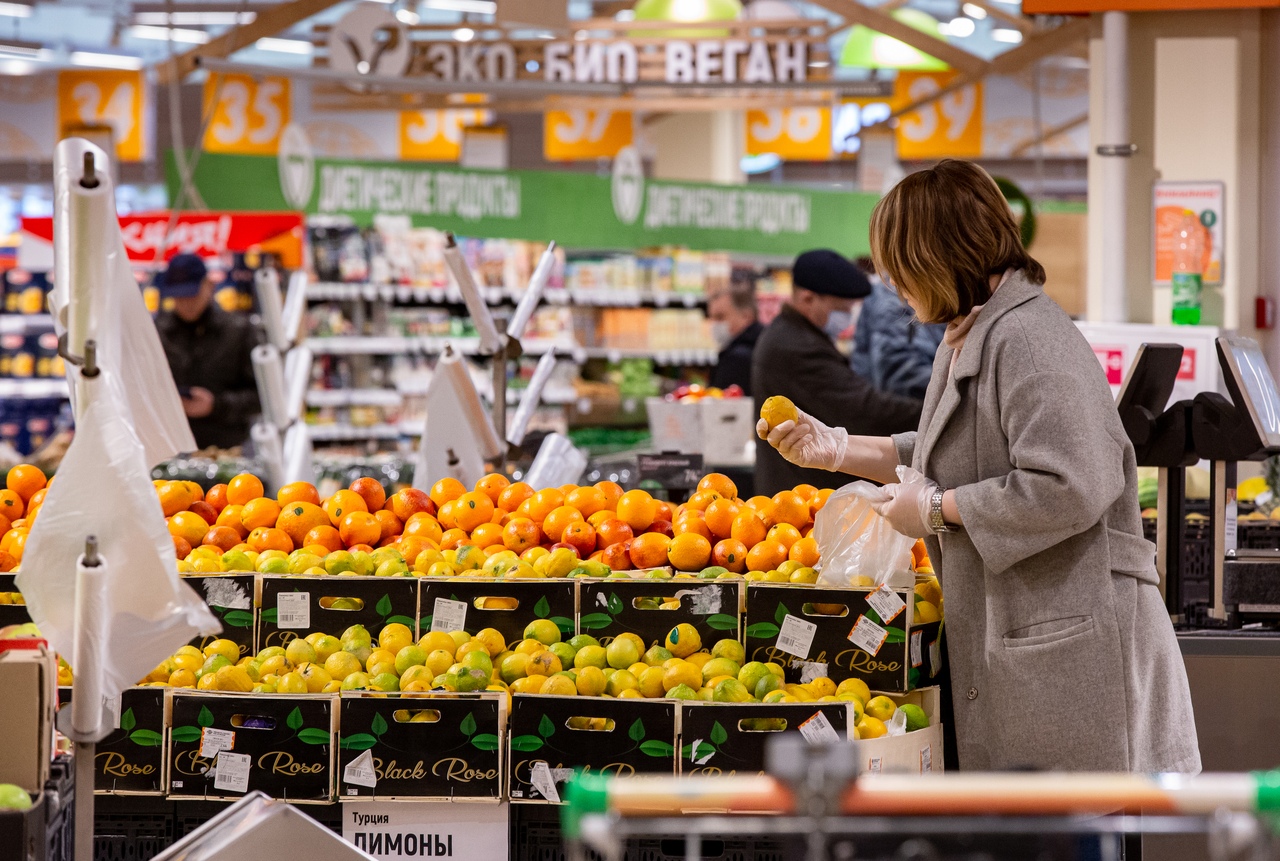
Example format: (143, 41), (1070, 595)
(418, 580), (574, 649)
(743, 583), (943, 692)
(59, 687), (166, 794)
(0, 573), (32, 627)
(508, 694), (677, 804)
(337, 692), (503, 800)
(257, 575), (418, 651)
(181, 574), (256, 659)
(677, 702), (850, 777)
(165, 691), (335, 803)
(577, 578), (740, 650)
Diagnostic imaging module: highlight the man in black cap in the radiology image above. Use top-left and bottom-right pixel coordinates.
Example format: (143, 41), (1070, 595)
(154, 253), (261, 450)
(752, 249), (922, 495)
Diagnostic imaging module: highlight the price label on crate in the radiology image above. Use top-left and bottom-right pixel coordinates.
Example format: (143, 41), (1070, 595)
(920, 744), (933, 773)
(848, 615), (888, 657)
(910, 631), (923, 668)
(431, 598), (468, 633)
(199, 727), (235, 759)
(276, 592), (310, 629)
(868, 756), (882, 774)
(530, 761), (560, 802)
(776, 614), (818, 659)
(344, 749), (378, 789)
(637, 453), (704, 492)
(798, 711), (841, 745)
(213, 752), (251, 793)
(867, 585), (906, 624)
(929, 639), (942, 676)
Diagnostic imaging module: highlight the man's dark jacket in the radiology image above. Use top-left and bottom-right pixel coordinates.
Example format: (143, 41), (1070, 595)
(709, 321), (762, 394)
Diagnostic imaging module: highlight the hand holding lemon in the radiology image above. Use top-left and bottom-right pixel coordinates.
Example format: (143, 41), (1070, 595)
(757, 396), (849, 472)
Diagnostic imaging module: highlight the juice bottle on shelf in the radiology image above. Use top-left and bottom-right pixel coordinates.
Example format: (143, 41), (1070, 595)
(1171, 210), (1205, 325)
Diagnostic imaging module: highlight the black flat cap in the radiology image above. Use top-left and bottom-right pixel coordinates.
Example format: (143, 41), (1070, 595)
(793, 249), (871, 300)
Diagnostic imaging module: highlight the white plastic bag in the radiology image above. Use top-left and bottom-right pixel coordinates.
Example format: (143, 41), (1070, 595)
(812, 481), (916, 588)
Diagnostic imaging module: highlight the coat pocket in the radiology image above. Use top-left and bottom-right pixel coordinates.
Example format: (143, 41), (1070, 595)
(1002, 615), (1094, 648)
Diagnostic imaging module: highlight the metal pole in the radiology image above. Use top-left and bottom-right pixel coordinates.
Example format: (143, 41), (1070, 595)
(1099, 11), (1134, 323)
(492, 322), (509, 459)
(73, 535), (101, 861)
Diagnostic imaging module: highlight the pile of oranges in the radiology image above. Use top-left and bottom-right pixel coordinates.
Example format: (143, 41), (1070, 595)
(0, 465), (51, 571)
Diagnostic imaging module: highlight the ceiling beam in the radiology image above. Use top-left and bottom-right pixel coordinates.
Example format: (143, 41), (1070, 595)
(1010, 111), (1088, 156)
(964, 0), (1033, 34)
(155, 0), (346, 85)
(804, 0), (989, 76)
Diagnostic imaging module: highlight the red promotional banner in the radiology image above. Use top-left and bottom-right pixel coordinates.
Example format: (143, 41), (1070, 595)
(19, 211), (303, 269)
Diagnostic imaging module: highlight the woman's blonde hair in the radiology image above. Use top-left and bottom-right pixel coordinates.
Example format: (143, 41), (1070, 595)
(869, 159), (1045, 324)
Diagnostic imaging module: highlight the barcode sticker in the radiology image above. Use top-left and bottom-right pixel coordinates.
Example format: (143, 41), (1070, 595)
(276, 592), (310, 629)
(431, 598), (468, 633)
(344, 749), (377, 789)
(797, 661), (828, 683)
(910, 631), (923, 668)
(868, 756), (882, 774)
(798, 711), (841, 745)
(530, 761), (560, 802)
(867, 585), (906, 624)
(776, 614), (818, 659)
(213, 752), (251, 793)
(920, 744), (933, 773)
(199, 727), (235, 759)
(929, 640), (942, 676)
(848, 615), (888, 656)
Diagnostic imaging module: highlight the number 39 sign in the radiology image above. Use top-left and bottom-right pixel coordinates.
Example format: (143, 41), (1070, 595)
(203, 73), (291, 156)
(57, 70), (147, 162)
(893, 71), (983, 160)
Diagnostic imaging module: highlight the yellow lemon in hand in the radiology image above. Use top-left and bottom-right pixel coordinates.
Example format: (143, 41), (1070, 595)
(760, 396), (799, 430)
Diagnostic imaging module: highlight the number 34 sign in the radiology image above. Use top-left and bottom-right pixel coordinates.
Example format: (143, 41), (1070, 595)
(57, 70), (147, 162)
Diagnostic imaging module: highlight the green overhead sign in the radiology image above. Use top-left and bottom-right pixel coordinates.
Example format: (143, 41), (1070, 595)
(166, 148), (878, 258)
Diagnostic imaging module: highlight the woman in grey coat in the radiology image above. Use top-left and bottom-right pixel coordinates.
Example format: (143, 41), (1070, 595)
(759, 160), (1200, 774)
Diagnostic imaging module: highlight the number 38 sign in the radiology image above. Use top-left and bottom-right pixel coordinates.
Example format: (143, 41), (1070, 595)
(202, 73), (291, 155)
(57, 70), (147, 162)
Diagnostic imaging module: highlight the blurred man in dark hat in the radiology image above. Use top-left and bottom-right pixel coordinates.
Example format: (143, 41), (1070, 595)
(752, 249), (922, 495)
(154, 253), (261, 450)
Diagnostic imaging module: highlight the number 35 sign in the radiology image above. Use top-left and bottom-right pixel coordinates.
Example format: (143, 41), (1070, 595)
(57, 70), (147, 162)
(203, 73), (291, 156)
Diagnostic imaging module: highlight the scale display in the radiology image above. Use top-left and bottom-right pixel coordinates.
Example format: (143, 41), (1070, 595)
(1218, 334), (1280, 450)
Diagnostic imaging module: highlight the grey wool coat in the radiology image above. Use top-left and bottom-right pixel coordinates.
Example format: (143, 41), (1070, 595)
(893, 270), (1201, 773)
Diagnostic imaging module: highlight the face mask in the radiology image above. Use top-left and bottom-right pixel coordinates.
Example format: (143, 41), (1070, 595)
(710, 321), (733, 348)
(824, 309), (854, 340)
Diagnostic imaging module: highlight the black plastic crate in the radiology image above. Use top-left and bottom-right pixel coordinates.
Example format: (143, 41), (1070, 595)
(174, 799), (342, 839)
(93, 796), (174, 861)
(1238, 519), (1280, 551)
(0, 755), (75, 861)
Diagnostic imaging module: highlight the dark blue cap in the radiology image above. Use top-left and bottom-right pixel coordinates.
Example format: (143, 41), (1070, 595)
(793, 249), (871, 300)
(156, 253), (208, 298)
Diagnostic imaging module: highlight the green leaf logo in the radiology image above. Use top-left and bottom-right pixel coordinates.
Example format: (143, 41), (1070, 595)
(120, 708), (136, 733)
(639, 740), (675, 757)
(341, 733), (377, 751)
(885, 627), (906, 644)
(129, 730), (163, 747)
(422, 615), (434, 629)
(628, 718), (645, 743)
(705, 614), (737, 631)
(607, 593), (624, 616)
(550, 616), (574, 635)
(172, 726), (201, 744)
(287, 707), (304, 731)
(460, 713), (477, 737)
(197, 706), (214, 728)
(376, 594), (393, 617)
(298, 728), (331, 746)
(579, 613), (612, 631)
(865, 607), (883, 625)
(711, 721), (728, 746)
(262, 607), (278, 624)
(745, 622), (780, 639)
(774, 603), (789, 627)
(470, 733), (500, 752)
(510, 734), (545, 752)
(534, 596), (550, 618)
(372, 712), (388, 737)
(222, 609), (253, 628)
(909, 666), (921, 687)
(538, 714), (556, 739)
(386, 615), (415, 628)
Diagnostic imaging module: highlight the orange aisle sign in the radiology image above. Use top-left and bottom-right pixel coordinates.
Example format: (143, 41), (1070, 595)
(57, 70), (147, 162)
(1025, 0), (1279, 12)
(543, 110), (634, 161)
(744, 108), (833, 161)
(400, 109), (492, 161)
(892, 72), (982, 161)
(202, 73), (291, 155)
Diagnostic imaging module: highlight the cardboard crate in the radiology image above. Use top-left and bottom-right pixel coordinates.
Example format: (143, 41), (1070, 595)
(0, 573), (32, 628)
(743, 583), (944, 691)
(418, 580), (574, 650)
(165, 691), (336, 803)
(181, 573), (256, 660)
(645, 398), (701, 454)
(677, 701), (850, 777)
(698, 398), (755, 467)
(58, 687), (166, 795)
(258, 575), (418, 650)
(0, 645), (55, 793)
(577, 578), (740, 650)
(337, 692), (504, 801)
(858, 687), (944, 774)
(508, 695), (678, 804)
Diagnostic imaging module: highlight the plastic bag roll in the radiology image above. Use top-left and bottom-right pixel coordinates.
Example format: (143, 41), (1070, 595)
(282, 422), (314, 486)
(436, 348), (504, 459)
(252, 421), (286, 493)
(70, 552), (106, 737)
(524, 432), (587, 490)
(507, 351), (558, 447)
(251, 344), (290, 430)
(443, 234), (503, 353)
(65, 160), (112, 362)
(254, 268), (289, 352)
(284, 345), (313, 422)
(508, 241), (557, 342)
(280, 270), (309, 346)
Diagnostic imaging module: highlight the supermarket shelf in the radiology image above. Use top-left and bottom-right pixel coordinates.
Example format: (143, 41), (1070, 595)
(303, 336), (717, 365)
(0, 378), (68, 398)
(307, 422), (418, 441)
(307, 282), (705, 308)
(581, 347), (719, 366)
(0, 314), (54, 333)
(305, 386), (577, 408)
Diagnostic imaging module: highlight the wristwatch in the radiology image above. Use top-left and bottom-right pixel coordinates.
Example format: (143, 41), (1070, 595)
(930, 487), (959, 533)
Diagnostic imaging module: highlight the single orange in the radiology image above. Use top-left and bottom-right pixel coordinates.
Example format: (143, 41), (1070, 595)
(594, 480), (624, 511)
(168, 511), (209, 547)
(697, 473), (738, 501)
(182, 481), (205, 503)
(0, 514), (10, 538)
(439, 528), (470, 551)
(502, 517), (542, 553)
(771, 490), (810, 529)
(491, 507), (507, 525)
(704, 498), (742, 540)
(713, 538), (748, 572)
(429, 477), (467, 509)
(437, 501), (458, 531)
(523, 488), (565, 523)
(277, 481), (321, 507)
(217, 505), (251, 538)
(744, 495), (776, 514)
(304, 525), (343, 553)
(601, 541), (633, 571)
(390, 488), (435, 522)
(375, 509), (404, 542)
(404, 513), (443, 545)
(793, 483), (818, 502)
(339, 511), (381, 547)
(768, 522), (802, 550)
(497, 481), (535, 513)
(349, 543), (374, 554)
(6, 464), (45, 502)
(202, 525), (241, 553)
(453, 491), (496, 533)
(205, 484), (230, 513)
(248, 526), (293, 554)
(470, 521), (505, 549)
(482, 544), (508, 559)
(616, 490), (657, 532)
(25, 488), (46, 511)
(789, 535), (820, 567)
(542, 505), (585, 542)
(241, 497), (282, 531)
(561, 520), (597, 557)
(226, 473), (265, 506)
(474, 473), (511, 506)
(595, 518), (634, 548)
(0, 549), (14, 572)
(672, 513), (712, 541)
(157, 481), (194, 517)
(172, 535), (192, 560)
(323, 489), (368, 527)
(654, 500), (675, 524)
(809, 487), (834, 514)
(668, 532), (712, 571)
(565, 485), (607, 518)
(349, 477), (387, 513)
(587, 509), (614, 529)
(684, 490), (723, 513)
(629, 532), (672, 568)
(276, 501), (329, 547)
(588, 550), (606, 564)
(746, 539), (788, 573)
(730, 509), (767, 547)
(188, 501), (219, 525)
(396, 535), (435, 566)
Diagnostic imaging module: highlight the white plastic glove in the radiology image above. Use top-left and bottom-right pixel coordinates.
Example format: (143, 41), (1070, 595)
(755, 409), (848, 472)
(865, 466), (939, 539)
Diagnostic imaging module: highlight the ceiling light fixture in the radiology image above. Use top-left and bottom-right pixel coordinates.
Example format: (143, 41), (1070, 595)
(134, 12), (256, 25)
(255, 37), (313, 55)
(70, 51), (144, 70)
(424, 0), (496, 12)
(992, 27), (1022, 42)
(0, 2), (32, 19)
(0, 58), (36, 74)
(125, 25), (211, 44)
(0, 40), (50, 60)
(453, 27), (476, 42)
(944, 16), (975, 37)
(395, 8), (420, 24)
(961, 3), (987, 19)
